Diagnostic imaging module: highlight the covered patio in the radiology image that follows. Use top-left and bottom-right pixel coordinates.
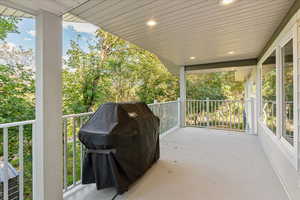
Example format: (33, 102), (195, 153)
(0, 0), (300, 200)
(65, 127), (288, 200)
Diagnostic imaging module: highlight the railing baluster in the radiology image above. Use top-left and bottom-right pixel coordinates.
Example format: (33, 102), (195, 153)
(224, 101), (227, 128)
(212, 101), (214, 127)
(193, 101), (195, 126)
(206, 98), (209, 127)
(199, 101), (202, 126)
(190, 101), (192, 126)
(80, 117), (83, 182)
(72, 118), (76, 186)
(193, 101), (196, 126)
(197, 101), (199, 126)
(214, 101), (216, 126)
(189, 101), (191, 126)
(3, 127), (9, 200)
(216, 101), (219, 128)
(203, 100), (205, 126)
(185, 101), (190, 126)
(19, 125), (24, 200)
(63, 120), (68, 190)
(187, 101), (189, 126)
(272, 102), (275, 132)
(229, 101), (232, 129)
(198, 100), (199, 126)
(240, 101), (242, 130)
(216, 101), (218, 127)
(234, 102), (237, 129)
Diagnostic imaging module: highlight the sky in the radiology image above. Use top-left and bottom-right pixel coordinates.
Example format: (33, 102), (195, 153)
(3, 18), (99, 56)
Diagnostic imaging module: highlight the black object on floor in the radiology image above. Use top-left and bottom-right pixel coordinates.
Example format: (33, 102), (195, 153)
(78, 102), (160, 194)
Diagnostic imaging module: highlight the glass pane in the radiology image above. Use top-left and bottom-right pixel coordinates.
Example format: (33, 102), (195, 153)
(283, 40), (294, 146)
(261, 50), (276, 134)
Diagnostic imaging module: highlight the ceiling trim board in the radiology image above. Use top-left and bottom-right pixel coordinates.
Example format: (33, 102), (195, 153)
(185, 58), (258, 72)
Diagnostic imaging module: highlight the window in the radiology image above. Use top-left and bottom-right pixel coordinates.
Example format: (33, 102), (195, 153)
(282, 39), (294, 145)
(261, 50), (276, 134)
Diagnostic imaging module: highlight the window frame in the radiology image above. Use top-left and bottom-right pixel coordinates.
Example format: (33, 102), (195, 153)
(260, 47), (277, 138)
(279, 35), (295, 150)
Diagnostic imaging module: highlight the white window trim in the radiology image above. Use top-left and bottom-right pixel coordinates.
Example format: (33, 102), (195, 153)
(260, 46), (277, 136)
(280, 32), (295, 150)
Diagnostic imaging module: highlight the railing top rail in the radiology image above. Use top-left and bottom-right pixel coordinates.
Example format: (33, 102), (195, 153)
(148, 100), (178, 106)
(0, 112), (94, 128)
(186, 99), (244, 102)
(0, 100), (179, 128)
(62, 112), (94, 119)
(0, 120), (35, 128)
(262, 100), (276, 103)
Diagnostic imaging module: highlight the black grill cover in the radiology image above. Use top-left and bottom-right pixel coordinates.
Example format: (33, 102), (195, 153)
(78, 102), (160, 194)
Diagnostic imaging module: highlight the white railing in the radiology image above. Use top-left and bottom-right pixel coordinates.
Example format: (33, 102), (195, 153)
(62, 112), (93, 192)
(185, 99), (253, 132)
(0, 101), (180, 199)
(148, 100), (179, 134)
(0, 120), (35, 200)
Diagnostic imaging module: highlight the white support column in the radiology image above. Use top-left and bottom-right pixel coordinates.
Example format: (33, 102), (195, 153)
(33, 11), (63, 200)
(276, 45), (284, 140)
(177, 98), (181, 127)
(179, 66), (186, 127)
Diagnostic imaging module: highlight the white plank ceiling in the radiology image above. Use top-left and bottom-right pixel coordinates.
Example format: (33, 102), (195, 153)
(0, 0), (295, 73)
(69, 0), (294, 73)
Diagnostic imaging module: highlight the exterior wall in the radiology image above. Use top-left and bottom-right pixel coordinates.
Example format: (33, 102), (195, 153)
(258, 123), (300, 200)
(256, 9), (300, 200)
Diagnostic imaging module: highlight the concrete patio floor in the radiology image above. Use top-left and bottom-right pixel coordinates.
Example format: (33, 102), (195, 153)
(64, 127), (288, 200)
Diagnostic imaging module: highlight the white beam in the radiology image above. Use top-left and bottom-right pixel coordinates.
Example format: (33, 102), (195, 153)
(179, 67), (186, 127)
(33, 10), (63, 200)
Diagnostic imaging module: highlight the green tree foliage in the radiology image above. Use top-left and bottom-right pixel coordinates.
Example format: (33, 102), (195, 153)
(0, 42), (35, 123)
(64, 29), (179, 114)
(0, 64), (34, 123)
(63, 39), (109, 113)
(0, 16), (19, 40)
(134, 49), (179, 103)
(187, 72), (244, 100)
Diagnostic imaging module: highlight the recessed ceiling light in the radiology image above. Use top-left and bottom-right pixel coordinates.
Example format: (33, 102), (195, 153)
(221, 0), (235, 5)
(190, 56), (196, 60)
(228, 51), (235, 55)
(147, 20), (157, 27)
